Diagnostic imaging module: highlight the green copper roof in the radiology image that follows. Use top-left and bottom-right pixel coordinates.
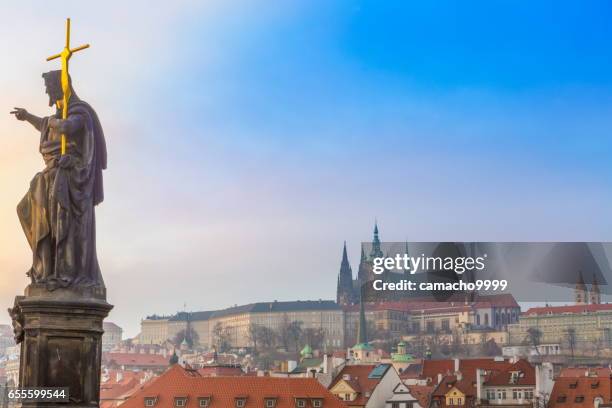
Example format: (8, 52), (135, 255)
(353, 342), (374, 351)
(391, 352), (414, 362)
(397, 341), (406, 347)
(300, 344), (313, 356)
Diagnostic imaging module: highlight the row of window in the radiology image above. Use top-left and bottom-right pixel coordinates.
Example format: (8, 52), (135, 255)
(484, 389), (533, 401)
(144, 397), (323, 408)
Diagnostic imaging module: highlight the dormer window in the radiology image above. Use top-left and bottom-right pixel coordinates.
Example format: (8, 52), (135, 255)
(175, 397), (188, 407)
(198, 397), (211, 408)
(144, 397), (157, 407)
(235, 397), (247, 408)
(311, 398), (323, 408)
(265, 398), (277, 408)
(295, 398), (307, 408)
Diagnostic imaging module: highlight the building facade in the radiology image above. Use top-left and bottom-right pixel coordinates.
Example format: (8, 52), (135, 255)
(103, 322), (124, 351)
(139, 301), (345, 350)
(507, 303), (612, 351)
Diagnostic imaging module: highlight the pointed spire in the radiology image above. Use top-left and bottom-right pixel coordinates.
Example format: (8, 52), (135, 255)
(341, 241), (349, 265)
(169, 349), (179, 365)
(370, 221), (383, 258)
(357, 297), (368, 345)
(337, 241), (355, 305)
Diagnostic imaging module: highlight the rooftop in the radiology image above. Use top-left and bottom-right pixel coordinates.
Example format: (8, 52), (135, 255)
(159, 301), (341, 322)
(328, 364), (390, 406)
(524, 303), (612, 316)
(120, 365), (346, 408)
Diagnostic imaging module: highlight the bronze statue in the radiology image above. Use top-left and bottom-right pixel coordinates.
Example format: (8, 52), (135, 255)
(11, 70), (107, 291)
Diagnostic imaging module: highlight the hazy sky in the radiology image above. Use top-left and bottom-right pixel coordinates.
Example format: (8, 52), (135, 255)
(1, 1), (612, 337)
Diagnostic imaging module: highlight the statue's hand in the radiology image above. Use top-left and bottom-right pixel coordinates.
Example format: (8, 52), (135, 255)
(10, 107), (28, 121)
(58, 154), (73, 169)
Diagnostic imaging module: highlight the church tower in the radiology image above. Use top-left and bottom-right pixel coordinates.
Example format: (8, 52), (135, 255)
(370, 221), (384, 258)
(590, 274), (601, 305)
(357, 222), (383, 285)
(575, 271), (588, 305)
(337, 242), (357, 306)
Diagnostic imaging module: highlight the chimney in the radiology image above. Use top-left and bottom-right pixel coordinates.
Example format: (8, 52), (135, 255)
(476, 369), (483, 403)
(323, 354), (329, 374)
(454, 358), (460, 372)
(116, 371), (123, 382)
(437, 373), (443, 384)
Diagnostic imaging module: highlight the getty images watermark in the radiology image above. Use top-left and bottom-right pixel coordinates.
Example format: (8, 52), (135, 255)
(370, 252), (507, 292)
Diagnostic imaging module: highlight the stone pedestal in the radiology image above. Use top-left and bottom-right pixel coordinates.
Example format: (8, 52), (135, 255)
(10, 284), (112, 408)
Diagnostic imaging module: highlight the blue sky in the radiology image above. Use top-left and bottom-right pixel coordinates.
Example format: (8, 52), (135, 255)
(1, 1), (611, 336)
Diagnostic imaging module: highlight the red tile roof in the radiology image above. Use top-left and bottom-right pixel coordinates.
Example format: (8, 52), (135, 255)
(104, 352), (169, 368)
(121, 365), (346, 408)
(484, 359), (535, 386)
(328, 365), (387, 406)
(342, 294), (518, 314)
(559, 367), (612, 378)
(549, 375), (611, 408)
(197, 366), (245, 377)
(406, 385), (433, 408)
(470, 294), (520, 308)
(421, 360), (454, 383)
(420, 358), (513, 385)
(101, 370), (155, 408)
(458, 358), (512, 381)
(524, 303), (612, 316)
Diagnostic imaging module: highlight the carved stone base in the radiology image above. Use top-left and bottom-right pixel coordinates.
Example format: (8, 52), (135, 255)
(12, 286), (112, 408)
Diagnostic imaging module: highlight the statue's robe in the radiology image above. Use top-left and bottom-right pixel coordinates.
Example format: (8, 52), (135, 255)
(17, 100), (107, 289)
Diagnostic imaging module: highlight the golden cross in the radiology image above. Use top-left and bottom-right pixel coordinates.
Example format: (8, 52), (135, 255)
(46, 18), (90, 155)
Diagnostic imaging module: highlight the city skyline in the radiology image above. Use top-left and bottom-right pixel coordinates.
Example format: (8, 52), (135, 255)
(1, 1), (612, 337)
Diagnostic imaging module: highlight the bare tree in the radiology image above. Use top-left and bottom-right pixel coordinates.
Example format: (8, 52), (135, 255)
(526, 327), (542, 355)
(212, 322), (232, 352)
(278, 314), (291, 351)
(565, 327), (577, 360)
(173, 327), (200, 348)
(301, 328), (326, 351)
(247, 323), (261, 354)
(259, 326), (277, 349)
(287, 321), (303, 352)
(450, 329), (463, 356)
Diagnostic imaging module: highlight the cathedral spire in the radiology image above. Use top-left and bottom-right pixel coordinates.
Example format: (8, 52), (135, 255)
(357, 296), (368, 345)
(370, 221), (383, 258)
(342, 241), (350, 266)
(337, 241), (355, 305)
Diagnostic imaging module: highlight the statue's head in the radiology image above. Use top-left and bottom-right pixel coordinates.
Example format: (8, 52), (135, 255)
(42, 70), (72, 107)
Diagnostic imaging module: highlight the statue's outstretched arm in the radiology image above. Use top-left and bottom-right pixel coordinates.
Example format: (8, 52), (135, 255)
(10, 108), (43, 131)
